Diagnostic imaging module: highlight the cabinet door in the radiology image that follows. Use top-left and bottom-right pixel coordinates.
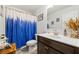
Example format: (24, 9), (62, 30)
(48, 47), (61, 54)
(38, 42), (48, 54)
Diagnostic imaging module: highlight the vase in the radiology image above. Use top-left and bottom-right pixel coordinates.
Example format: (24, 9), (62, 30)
(71, 30), (78, 38)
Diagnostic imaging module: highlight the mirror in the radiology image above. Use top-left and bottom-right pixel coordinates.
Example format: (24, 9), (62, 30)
(47, 5), (79, 35)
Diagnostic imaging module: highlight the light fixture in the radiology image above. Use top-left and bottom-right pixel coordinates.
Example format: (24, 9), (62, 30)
(46, 5), (53, 9)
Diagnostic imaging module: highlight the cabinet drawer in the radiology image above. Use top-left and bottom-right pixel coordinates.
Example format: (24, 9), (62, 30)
(38, 36), (51, 45)
(38, 42), (61, 54)
(48, 47), (61, 54)
(49, 40), (74, 54)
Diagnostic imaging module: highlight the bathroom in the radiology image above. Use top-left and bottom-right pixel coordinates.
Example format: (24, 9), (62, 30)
(0, 5), (79, 54)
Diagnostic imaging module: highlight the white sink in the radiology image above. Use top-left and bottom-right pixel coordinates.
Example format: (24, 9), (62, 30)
(48, 34), (63, 39)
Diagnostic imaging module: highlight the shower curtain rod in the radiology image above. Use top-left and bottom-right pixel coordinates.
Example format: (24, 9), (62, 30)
(4, 5), (32, 15)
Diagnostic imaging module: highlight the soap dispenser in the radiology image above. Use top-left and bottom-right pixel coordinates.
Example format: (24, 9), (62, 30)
(64, 29), (67, 36)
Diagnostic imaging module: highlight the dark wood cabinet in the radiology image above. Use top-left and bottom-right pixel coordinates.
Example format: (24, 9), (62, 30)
(48, 47), (61, 54)
(38, 42), (60, 54)
(38, 42), (48, 54)
(37, 36), (79, 54)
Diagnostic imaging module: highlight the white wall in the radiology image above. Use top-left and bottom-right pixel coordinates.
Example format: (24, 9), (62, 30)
(36, 7), (47, 34)
(47, 6), (79, 35)
(0, 6), (5, 36)
(0, 16), (4, 35)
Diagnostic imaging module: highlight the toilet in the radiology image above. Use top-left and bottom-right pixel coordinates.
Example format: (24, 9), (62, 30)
(26, 40), (37, 53)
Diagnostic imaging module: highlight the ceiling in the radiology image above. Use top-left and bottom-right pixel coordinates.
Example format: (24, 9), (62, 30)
(6, 5), (72, 16)
(47, 5), (71, 15)
(7, 5), (47, 15)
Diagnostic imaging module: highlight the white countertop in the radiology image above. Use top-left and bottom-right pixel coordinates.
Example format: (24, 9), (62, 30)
(36, 33), (79, 48)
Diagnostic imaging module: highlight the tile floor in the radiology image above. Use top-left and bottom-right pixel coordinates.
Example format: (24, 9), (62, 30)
(16, 45), (37, 54)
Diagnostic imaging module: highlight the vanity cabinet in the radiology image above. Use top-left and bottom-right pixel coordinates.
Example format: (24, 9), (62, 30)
(38, 42), (48, 54)
(37, 36), (79, 54)
(38, 42), (60, 54)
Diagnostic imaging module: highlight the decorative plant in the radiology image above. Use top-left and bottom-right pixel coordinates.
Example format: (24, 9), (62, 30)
(65, 17), (79, 38)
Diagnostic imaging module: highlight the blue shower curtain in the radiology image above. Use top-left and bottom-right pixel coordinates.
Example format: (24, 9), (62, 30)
(6, 16), (37, 48)
(6, 16), (13, 43)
